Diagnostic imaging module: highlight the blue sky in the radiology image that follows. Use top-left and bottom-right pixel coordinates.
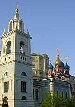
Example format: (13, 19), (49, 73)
(0, 0), (75, 76)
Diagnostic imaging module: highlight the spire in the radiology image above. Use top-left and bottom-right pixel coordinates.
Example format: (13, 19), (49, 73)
(55, 49), (60, 65)
(27, 29), (29, 35)
(57, 48), (60, 60)
(55, 49), (64, 68)
(3, 28), (6, 35)
(14, 5), (19, 20)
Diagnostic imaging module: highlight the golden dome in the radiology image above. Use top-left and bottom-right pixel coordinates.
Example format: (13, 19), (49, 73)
(55, 49), (64, 67)
(55, 58), (60, 65)
(55, 56), (64, 67)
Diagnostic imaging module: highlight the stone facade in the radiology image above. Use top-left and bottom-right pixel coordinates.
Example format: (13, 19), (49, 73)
(31, 53), (49, 80)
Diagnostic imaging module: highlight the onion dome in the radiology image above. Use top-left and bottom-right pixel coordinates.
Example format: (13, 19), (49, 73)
(55, 55), (64, 67)
(55, 58), (60, 65)
(49, 63), (53, 70)
(64, 62), (70, 70)
(59, 61), (64, 67)
(55, 54), (60, 65)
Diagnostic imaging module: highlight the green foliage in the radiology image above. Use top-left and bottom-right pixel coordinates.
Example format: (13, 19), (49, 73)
(40, 92), (75, 107)
(40, 92), (52, 107)
(65, 97), (75, 107)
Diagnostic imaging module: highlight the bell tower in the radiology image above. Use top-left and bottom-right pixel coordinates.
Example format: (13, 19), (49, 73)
(0, 6), (34, 107)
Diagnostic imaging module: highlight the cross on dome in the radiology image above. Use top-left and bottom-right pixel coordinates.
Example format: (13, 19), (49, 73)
(56, 48), (60, 59)
(65, 56), (69, 63)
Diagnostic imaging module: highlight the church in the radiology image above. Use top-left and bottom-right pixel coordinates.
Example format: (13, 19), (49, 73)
(0, 6), (75, 107)
(32, 52), (75, 107)
(0, 6), (34, 107)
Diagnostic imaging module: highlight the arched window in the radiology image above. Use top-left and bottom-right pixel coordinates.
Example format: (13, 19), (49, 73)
(66, 92), (68, 98)
(6, 41), (11, 54)
(4, 81), (9, 93)
(62, 91), (63, 98)
(2, 96), (8, 107)
(35, 89), (38, 100)
(21, 81), (26, 92)
(4, 72), (8, 76)
(33, 89), (34, 99)
(21, 72), (26, 76)
(57, 91), (58, 97)
(21, 96), (26, 100)
(20, 41), (24, 54)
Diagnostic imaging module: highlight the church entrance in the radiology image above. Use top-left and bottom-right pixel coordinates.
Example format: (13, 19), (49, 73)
(2, 97), (8, 107)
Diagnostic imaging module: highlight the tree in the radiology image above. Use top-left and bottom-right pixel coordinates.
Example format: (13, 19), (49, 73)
(40, 92), (52, 107)
(65, 97), (75, 107)
(40, 92), (66, 107)
(40, 92), (75, 107)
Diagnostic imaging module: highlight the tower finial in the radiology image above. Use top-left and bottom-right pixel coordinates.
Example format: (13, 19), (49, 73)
(56, 48), (60, 59)
(16, 4), (19, 12)
(3, 28), (6, 35)
(14, 4), (19, 19)
(65, 56), (69, 63)
(27, 29), (30, 35)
